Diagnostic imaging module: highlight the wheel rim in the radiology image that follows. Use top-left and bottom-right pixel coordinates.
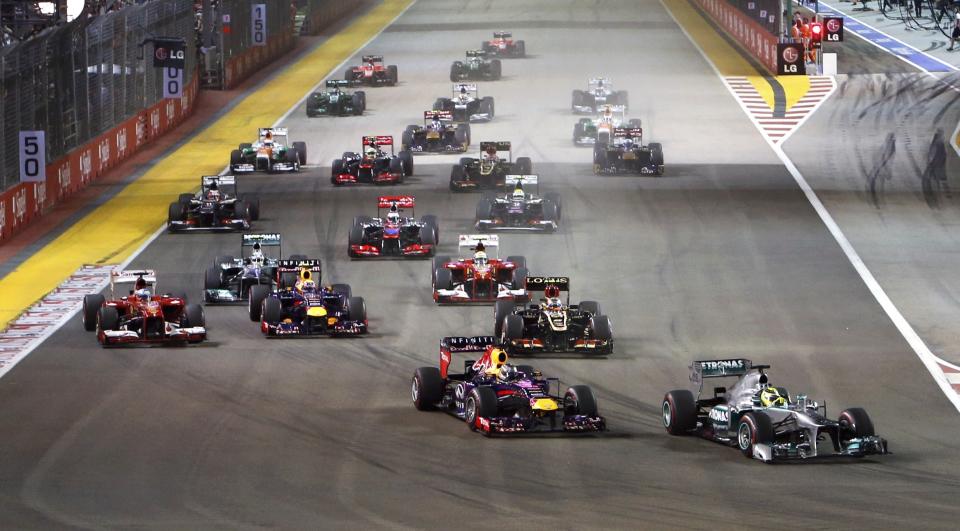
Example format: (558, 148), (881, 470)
(411, 378), (419, 403)
(662, 401), (672, 428)
(465, 397), (477, 423)
(738, 422), (752, 450)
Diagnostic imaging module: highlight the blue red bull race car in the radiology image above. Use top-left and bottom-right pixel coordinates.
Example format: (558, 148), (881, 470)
(411, 336), (606, 435)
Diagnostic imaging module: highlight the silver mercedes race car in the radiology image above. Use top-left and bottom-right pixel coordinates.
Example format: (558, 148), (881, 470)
(662, 359), (889, 462)
(571, 77), (628, 114)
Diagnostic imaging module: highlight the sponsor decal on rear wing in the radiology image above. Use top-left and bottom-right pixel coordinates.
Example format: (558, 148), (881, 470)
(112, 269), (157, 285)
(363, 135), (394, 146)
(588, 77), (611, 86)
(259, 127), (288, 136)
(466, 50), (486, 57)
(326, 80), (350, 88)
(202, 175), (235, 185)
(613, 127), (642, 137)
(504, 174), (537, 186)
(441, 336), (498, 352)
(276, 259), (321, 272)
(458, 234), (499, 254)
(242, 233), (281, 247)
(493, 31), (512, 38)
(424, 110), (453, 121)
(378, 195), (415, 209)
(479, 141), (511, 152)
(691, 359), (753, 379)
(453, 83), (478, 93)
(526, 276), (569, 292)
(361, 55), (383, 63)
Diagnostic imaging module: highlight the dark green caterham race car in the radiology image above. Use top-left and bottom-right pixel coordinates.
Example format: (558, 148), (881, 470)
(306, 80), (366, 117)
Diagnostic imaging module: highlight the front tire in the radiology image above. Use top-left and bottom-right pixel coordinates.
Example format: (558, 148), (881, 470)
(82, 294), (105, 332)
(465, 387), (498, 432)
(248, 284), (271, 321)
(565, 385), (598, 417)
(737, 412), (774, 460)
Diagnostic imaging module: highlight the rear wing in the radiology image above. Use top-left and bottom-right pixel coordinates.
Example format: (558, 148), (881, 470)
(588, 77), (610, 86)
(378, 195), (415, 209)
(479, 141), (511, 152)
(362, 55), (383, 63)
(466, 50), (486, 57)
(440, 335), (497, 379)
(453, 83), (478, 95)
(424, 110), (453, 121)
(493, 31), (512, 38)
(504, 174), (537, 186)
(526, 276), (569, 292)
(326, 79), (350, 88)
(111, 269), (156, 295)
(276, 259), (322, 273)
(613, 127), (642, 138)
(242, 233), (281, 247)
(202, 175), (235, 186)
(259, 127), (288, 137)
(363, 135), (393, 146)
(458, 234), (499, 258)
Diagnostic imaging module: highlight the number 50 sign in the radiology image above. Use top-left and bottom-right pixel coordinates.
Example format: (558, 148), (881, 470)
(19, 131), (46, 183)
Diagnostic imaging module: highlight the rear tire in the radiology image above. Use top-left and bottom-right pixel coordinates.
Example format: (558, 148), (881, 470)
(503, 314), (524, 341)
(662, 390), (697, 435)
(515, 156), (532, 175)
(412, 367), (443, 411)
(332, 283), (352, 298)
(506, 255), (526, 270)
(494, 299), (515, 337)
(82, 294), (105, 331)
(565, 385), (598, 417)
(511, 267), (527, 291)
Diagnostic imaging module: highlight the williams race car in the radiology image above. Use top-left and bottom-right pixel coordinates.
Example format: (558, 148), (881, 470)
(480, 31), (526, 58)
(573, 107), (642, 146)
(433, 83), (494, 123)
(593, 127), (663, 176)
(344, 55), (398, 86)
(306, 80), (366, 117)
(412, 337), (605, 435)
(450, 141), (531, 192)
(475, 174), (561, 232)
(450, 50), (502, 82)
(432, 234), (528, 304)
(571, 77), (628, 114)
(167, 175), (260, 232)
(494, 276), (613, 355)
(229, 128), (307, 173)
(204, 233), (286, 304)
(248, 260), (368, 337)
(349, 196), (439, 258)
(331, 135), (414, 185)
(81, 270), (206, 347)
(662, 359), (889, 462)
(401, 111), (470, 154)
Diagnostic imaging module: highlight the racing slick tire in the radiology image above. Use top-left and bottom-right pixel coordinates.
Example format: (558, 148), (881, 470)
(515, 157), (532, 175)
(458, 157), (473, 168)
(544, 192), (562, 220)
(662, 390), (697, 435)
(348, 225), (364, 256)
(515, 40), (526, 57)
(593, 146), (607, 175)
(97, 305), (119, 336)
(432, 255), (451, 283)
(347, 296), (367, 324)
(449, 62), (463, 82)
(465, 387), (498, 432)
(455, 126), (470, 150)
(261, 297), (282, 327)
(591, 315), (613, 351)
(839, 407), (875, 441)
(597, 131), (610, 146)
(214, 255), (235, 267)
(571, 90), (584, 111)
(420, 214), (439, 243)
(204, 266), (222, 292)
(332, 283), (352, 298)
(167, 202), (185, 225)
(239, 143), (252, 150)
(389, 157), (405, 182)
(503, 314), (524, 341)
(293, 142), (308, 165)
(573, 122), (584, 145)
(183, 304), (205, 329)
(331, 159), (344, 185)
(420, 225), (437, 247)
(284, 150), (300, 172)
(542, 201), (559, 225)
(434, 268), (453, 291)
(82, 294), (105, 332)
(511, 267), (528, 291)
(401, 129), (414, 152)
(178, 193), (194, 205)
(494, 299), (515, 337)
(398, 150), (414, 175)
(387, 64), (398, 85)
(412, 367), (443, 411)
(476, 198), (493, 222)
(490, 59), (502, 80)
(343, 68), (354, 82)
(241, 195), (261, 220)
(449, 165), (467, 191)
(248, 284), (271, 321)
(578, 301), (600, 317)
(506, 255), (526, 271)
(234, 200), (251, 222)
(564, 385), (598, 417)
(737, 411), (775, 460)
(351, 93), (365, 115)
(480, 97), (495, 118)
(649, 142), (664, 175)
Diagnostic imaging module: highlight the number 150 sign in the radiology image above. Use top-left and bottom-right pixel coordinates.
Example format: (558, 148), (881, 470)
(19, 131), (46, 183)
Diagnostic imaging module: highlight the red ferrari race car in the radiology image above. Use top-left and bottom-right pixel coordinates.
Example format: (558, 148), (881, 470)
(344, 55), (398, 86)
(81, 270), (206, 347)
(349, 196), (439, 258)
(481, 31), (526, 58)
(432, 234), (528, 304)
(331, 135), (414, 186)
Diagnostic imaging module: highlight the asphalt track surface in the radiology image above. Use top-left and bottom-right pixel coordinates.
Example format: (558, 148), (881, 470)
(2, 0), (960, 528)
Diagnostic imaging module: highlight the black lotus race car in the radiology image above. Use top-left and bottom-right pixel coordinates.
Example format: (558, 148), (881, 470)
(450, 141), (531, 191)
(412, 336), (606, 435)
(594, 127), (663, 176)
(344, 55), (398, 86)
(451, 50), (501, 82)
(481, 31), (526, 58)
(402, 111), (470, 154)
(306, 80), (366, 117)
(168, 175), (259, 232)
(332, 135), (414, 185)
(349, 195), (439, 258)
(204, 233), (284, 303)
(495, 276), (613, 355)
(662, 359), (889, 462)
(475, 174), (561, 232)
(433, 83), (494, 123)
(248, 259), (368, 337)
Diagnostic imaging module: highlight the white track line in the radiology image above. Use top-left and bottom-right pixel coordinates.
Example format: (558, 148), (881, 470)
(660, 0), (960, 413)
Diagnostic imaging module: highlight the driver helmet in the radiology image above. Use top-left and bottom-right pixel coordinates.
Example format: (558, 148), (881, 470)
(498, 364), (518, 382)
(135, 288), (151, 300)
(512, 186), (525, 200)
(364, 144), (378, 158)
(250, 250), (265, 267)
(206, 189), (220, 201)
(474, 250), (488, 267)
(759, 386), (788, 407)
(386, 211), (400, 224)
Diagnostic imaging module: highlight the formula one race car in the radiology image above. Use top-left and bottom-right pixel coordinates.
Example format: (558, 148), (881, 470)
(432, 234), (528, 304)
(344, 55), (398, 86)
(402, 111), (470, 154)
(450, 50), (502, 82)
(449, 141), (531, 192)
(331, 135), (414, 185)
(573, 107), (642, 146)
(494, 276), (613, 355)
(412, 337), (605, 435)
(167, 175), (260, 232)
(81, 269), (206, 347)
(593, 127), (663, 176)
(662, 360), (889, 462)
(306, 80), (366, 117)
(248, 259), (367, 337)
(571, 77), (628, 114)
(475, 174), (561, 232)
(480, 31), (526, 58)
(204, 233), (285, 304)
(230, 127), (307, 173)
(349, 196), (439, 258)
(433, 83), (494, 123)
